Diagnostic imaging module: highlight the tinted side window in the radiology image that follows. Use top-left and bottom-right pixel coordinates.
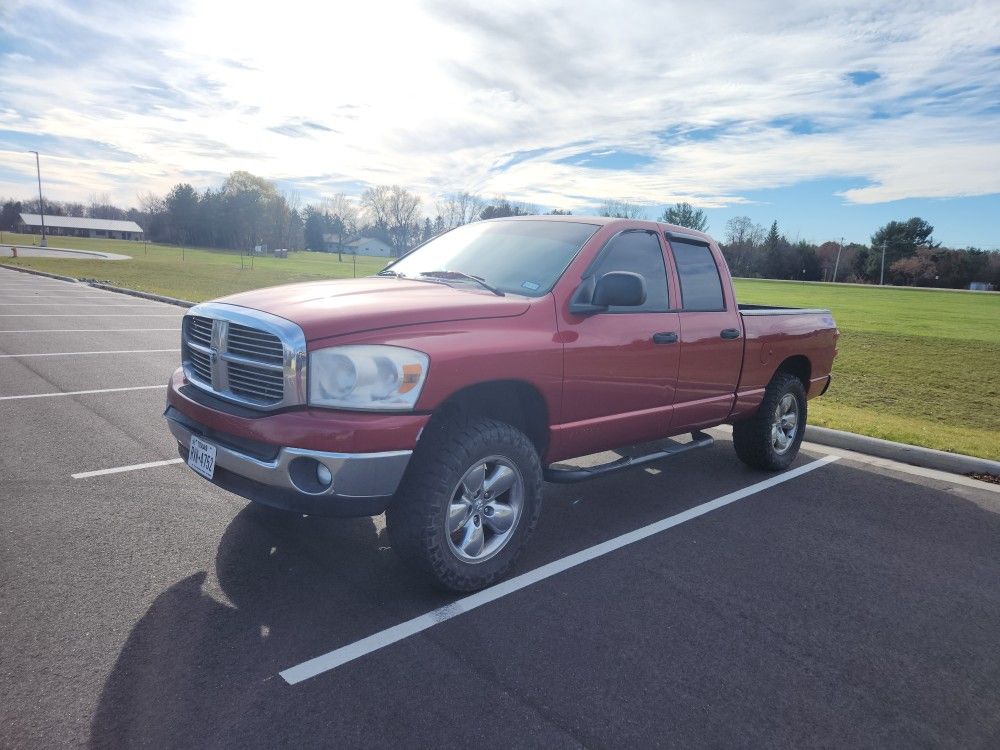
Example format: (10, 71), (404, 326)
(592, 231), (669, 312)
(671, 240), (725, 311)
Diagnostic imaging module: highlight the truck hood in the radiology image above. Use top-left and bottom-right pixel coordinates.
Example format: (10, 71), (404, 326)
(216, 277), (531, 341)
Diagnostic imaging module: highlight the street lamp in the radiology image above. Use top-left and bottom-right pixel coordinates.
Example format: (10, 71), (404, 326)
(27, 150), (47, 247)
(879, 240), (887, 286)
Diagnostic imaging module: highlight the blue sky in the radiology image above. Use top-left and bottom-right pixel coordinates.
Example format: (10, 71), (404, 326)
(1, 0), (998, 248)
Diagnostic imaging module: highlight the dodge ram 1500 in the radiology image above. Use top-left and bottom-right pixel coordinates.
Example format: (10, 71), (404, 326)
(165, 216), (838, 591)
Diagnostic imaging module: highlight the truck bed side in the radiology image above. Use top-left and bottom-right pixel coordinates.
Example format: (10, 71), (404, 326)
(730, 306), (839, 421)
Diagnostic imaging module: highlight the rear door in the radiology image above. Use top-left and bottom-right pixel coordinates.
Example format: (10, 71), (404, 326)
(558, 229), (681, 456)
(665, 234), (744, 430)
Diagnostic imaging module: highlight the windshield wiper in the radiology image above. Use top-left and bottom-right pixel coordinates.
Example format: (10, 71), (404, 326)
(376, 268), (404, 277)
(418, 270), (505, 296)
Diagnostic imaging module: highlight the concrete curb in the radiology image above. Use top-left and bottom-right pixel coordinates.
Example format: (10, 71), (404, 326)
(0, 264), (193, 307)
(0, 263), (81, 283)
(3, 244), (129, 260)
(85, 282), (194, 309)
(803, 425), (1000, 477)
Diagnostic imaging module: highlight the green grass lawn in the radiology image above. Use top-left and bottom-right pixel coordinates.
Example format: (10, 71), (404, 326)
(733, 279), (999, 461)
(0, 232), (388, 300)
(3, 233), (998, 460)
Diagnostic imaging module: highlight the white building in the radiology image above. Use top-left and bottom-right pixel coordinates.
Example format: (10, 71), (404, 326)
(347, 237), (394, 257)
(19, 213), (144, 240)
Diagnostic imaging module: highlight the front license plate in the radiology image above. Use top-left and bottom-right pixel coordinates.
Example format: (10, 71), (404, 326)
(187, 435), (217, 480)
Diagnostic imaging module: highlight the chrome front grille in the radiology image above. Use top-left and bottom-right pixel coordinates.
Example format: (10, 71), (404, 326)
(181, 303), (307, 411)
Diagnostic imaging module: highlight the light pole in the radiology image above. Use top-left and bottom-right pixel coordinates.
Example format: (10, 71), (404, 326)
(27, 150), (47, 247)
(879, 240), (887, 285)
(832, 236), (844, 282)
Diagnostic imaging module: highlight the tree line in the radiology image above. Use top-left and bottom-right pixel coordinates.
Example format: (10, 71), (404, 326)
(2, 171), (996, 289)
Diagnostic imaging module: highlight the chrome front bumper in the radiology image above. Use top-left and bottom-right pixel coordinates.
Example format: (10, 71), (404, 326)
(165, 409), (412, 517)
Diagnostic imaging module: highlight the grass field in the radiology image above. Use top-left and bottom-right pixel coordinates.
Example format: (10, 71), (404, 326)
(0, 232), (388, 300)
(3, 233), (998, 461)
(733, 279), (999, 461)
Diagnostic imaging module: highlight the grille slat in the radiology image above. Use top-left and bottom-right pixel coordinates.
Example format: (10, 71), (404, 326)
(226, 323), (284, 365)
(187, 346), (212, 383)
(227, 361), (284, 402)
(187, 316), (213, 347)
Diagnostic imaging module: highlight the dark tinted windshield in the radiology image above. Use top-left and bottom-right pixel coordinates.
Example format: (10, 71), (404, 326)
(385, 220), (599, 297)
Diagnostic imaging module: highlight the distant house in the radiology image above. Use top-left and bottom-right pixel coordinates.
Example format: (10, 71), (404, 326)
(348, 237), (393, 257)
(19, 213), (144, 241)
(322, 233), (394, 257)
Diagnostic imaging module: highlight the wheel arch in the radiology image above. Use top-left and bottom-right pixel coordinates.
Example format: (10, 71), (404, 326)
(774, 355), (811, 389)
(426, 379), (550, 456)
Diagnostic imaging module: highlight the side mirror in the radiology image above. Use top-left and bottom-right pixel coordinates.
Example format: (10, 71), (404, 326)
(569, 271), (647, 314)
(594, 271), (646, 307)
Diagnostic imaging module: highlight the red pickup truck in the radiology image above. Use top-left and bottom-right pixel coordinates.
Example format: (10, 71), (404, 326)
(165, 217), (837, 591)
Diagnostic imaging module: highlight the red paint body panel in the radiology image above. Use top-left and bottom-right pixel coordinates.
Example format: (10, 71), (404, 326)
(166, 217), (838, 466)
(217, 277), (531, 342)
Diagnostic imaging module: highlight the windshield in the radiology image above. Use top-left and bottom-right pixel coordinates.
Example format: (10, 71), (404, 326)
(383, 220), (600, 297)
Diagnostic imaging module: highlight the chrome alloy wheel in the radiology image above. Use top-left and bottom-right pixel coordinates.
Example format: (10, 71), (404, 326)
(446, 456), (524, 563)
(771, 393), (800, 454)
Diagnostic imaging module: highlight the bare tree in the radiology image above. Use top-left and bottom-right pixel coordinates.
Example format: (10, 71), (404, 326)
(723, 216), (766, 277)
(436, 191), (485, 229)
(598, 199), (645, 219)
(324, 193), (361, 261)
(363, 185), (421, 257)
(87, 192), (127, 220)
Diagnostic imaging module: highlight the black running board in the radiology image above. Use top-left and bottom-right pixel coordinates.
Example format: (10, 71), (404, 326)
(544, 431), (714, 484)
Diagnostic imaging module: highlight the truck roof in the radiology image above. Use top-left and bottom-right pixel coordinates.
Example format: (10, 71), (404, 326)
(483, 214), (715, 243)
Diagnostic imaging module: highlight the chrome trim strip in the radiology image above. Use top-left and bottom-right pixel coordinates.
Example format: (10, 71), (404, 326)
(166, 415), (412, 498)
(739, 308), (832, 316)
(220, 350), (285, 370)
(181, 302), (308, 411)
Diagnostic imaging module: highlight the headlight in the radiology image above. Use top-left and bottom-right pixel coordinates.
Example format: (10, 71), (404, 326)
(309, 345), (429, 410)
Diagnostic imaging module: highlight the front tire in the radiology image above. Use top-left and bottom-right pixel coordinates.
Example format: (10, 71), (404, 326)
(732, 372), (807, 471)
(387, 415), (543, 592)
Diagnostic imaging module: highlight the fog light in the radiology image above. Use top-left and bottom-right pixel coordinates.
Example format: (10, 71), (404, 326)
(316, 463), (333, 487)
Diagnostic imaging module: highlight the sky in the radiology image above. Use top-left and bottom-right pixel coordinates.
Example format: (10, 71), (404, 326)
(0, 0), (998, 247)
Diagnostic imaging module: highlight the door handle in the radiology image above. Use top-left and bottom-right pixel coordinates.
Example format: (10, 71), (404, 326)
(653, 332), (678, 344)
(720, 328), (741, 339)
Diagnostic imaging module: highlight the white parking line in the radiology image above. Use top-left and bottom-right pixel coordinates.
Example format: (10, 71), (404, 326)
(0, 303), (169, 307)
(72, 458), (184, 479)
(0, 329), (181, 333)
(0, 348), (180, 358)
(0, 384), (167, 400)
(279, 455), (841, 685)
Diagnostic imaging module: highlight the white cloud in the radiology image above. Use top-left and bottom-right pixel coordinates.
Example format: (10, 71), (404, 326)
(0, 0), (997, 214)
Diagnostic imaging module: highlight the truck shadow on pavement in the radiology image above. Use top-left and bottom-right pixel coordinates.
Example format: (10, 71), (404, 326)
(87, 503), (456, 748)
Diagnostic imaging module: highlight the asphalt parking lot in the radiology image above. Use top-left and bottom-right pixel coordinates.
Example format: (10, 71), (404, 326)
(2, 265), (999, 749)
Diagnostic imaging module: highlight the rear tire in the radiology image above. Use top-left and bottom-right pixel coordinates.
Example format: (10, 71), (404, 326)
(732, 372), (807, 471)
(387, 415), (543, 592)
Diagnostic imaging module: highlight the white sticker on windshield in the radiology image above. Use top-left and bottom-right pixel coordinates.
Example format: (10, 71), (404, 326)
(521, 281), (540, 291)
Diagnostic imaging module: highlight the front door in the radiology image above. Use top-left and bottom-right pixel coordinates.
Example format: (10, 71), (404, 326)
(557, 229), (681, 458)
